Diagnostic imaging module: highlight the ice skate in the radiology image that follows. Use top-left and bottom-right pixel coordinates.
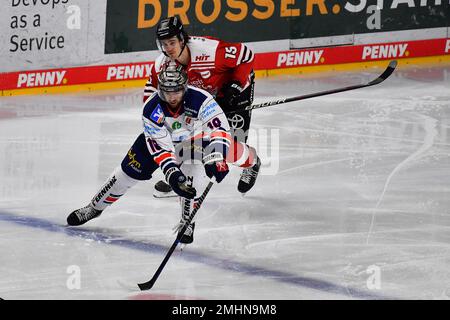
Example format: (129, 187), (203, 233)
(67, 204), (102, 226)
(178, 222), (195, 244)
(238, 156), (261, 194)
(153, 180), (177, 198)
(173, 217), (196, 244)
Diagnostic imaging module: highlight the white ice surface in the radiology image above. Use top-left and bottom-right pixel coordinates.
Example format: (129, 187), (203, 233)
(1, 63), (450, 300)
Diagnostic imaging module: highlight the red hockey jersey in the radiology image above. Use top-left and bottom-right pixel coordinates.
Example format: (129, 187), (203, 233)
(144, 36), (254, 103)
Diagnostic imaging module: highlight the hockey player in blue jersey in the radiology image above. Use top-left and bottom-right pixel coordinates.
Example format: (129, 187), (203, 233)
(67, 64), (231, 244)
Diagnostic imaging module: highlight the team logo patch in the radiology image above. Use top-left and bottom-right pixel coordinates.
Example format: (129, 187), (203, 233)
(127, 150), (142, 172)
(150, 104), (165, 125)
(172, 121), (182, 130)
(228, 114), (245, 130)
(199, 71), (211, 79)
(217, 161), (228, 172)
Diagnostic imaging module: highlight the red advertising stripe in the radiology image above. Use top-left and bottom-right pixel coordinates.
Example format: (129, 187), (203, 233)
(0, 62), (153, 91)
(254, 38), (449, 70)
(1, 38), (449, 91)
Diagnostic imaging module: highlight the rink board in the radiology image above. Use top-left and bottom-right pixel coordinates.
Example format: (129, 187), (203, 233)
(1, 37), (449, 97)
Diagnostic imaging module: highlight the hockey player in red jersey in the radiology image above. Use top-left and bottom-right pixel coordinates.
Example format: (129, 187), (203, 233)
(145, 17), (261, 198)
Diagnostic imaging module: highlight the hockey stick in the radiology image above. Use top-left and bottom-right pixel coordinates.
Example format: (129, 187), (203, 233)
(137, 179), (215, 291)
(230, 60), (397, 114)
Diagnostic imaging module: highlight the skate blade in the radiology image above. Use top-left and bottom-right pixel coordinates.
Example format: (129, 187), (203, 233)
(153, 190), (178, 198)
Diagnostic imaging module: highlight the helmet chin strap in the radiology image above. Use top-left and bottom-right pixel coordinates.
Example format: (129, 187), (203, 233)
(161, 38), (187, 62)
(178, 40), (187, 59)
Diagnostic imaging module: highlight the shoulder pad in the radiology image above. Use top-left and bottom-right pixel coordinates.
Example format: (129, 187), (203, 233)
(183, 86), (212, 117)
(143, 95), (165, 126)
(188, 37), (219, 64)
(154, 54), (170, 73)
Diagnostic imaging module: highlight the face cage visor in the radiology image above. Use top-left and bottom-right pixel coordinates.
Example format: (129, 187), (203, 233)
(158, 83), (187, 102)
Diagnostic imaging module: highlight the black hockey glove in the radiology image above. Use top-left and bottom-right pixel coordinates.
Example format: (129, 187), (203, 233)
(203, 152), (229, 183)
(222, 81), (243, 110)
(167, 169), (197, 199)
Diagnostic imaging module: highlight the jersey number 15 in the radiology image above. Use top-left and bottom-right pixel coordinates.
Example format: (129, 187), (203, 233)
(225, 46), (237, 59)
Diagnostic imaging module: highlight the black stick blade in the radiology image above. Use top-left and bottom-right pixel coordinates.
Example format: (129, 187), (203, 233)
(368, 60), (398, 86)
(137, 280), (155, 291)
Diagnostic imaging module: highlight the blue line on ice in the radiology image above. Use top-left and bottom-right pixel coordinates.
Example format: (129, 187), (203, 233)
(0, 211), (396, 299)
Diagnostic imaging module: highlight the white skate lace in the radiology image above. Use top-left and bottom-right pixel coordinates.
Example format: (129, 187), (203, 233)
(172, 217), (193, 235)
(241, 167), (258, 184)
(75, 206), (98, 222)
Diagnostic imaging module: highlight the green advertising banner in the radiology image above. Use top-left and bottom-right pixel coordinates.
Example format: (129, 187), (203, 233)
(105, 0), (449, 54)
